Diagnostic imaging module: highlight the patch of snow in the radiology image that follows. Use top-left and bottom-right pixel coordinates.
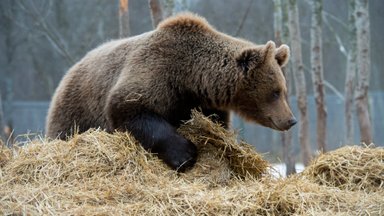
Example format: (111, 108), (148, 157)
(269, 163), (305, 178)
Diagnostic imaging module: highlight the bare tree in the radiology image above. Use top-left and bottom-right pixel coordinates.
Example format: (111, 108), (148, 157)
(234, 0), (253, 37)
(16, 1), (75, 65)
(274, 0), (296, 175)
(355, 0), (372, 144)
(288, 0), (312, 166)
(310, 0), (327, 152)
(163, 0), (186, 17)
(119, 0), (130, 37)
(345, 0), (357, 144)
(282, 0), (296, 175)
(0, 94), (5, 141)
(149, 0), (164, 28)
(162, 0), (175, 18)
(149, 0), (186, 29)
(273, 0), (282, 45)
(173, 0), (187, 13)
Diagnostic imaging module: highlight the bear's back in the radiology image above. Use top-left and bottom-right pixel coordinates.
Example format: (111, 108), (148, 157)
(46, 31), (155, 138)
(46, 13), (255, 139)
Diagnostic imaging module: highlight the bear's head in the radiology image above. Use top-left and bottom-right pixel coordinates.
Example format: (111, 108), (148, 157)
(233, 41), (296, 131)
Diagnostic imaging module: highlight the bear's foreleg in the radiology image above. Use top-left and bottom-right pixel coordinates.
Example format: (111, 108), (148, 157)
(202, 109), (230, 128)
(108, 110), (197, 172)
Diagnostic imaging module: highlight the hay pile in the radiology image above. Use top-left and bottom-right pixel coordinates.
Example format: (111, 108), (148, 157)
(302, 145), (384, 192)
(178, 110), (269, 179)
(0, 112), (383, 215)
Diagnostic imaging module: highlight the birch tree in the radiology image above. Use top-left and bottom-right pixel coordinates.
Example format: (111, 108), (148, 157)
(310, 0), (327, 152)
(119, 0), (130, 38)
(274, 0), (296, 175)
(345, 0), (357, 144)
(355, 0), (372, 144)
(288, 0), (312, 166)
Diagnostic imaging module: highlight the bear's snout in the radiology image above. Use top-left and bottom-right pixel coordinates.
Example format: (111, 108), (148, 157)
(287, 118), (297, 128)
(271, 116), (297, 131)
(280, 117), (297, 131)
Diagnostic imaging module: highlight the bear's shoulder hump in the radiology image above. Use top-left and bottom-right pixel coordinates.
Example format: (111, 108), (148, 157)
(157, 12), (214, 33)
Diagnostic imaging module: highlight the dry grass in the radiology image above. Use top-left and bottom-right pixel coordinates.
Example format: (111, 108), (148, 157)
(0, 111), (383, 215)
(0, 140), (11, 168)
(302, 145), (384, 192)
(178, 110), (269, 179)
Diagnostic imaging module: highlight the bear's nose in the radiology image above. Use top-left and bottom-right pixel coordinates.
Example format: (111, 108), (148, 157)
(287, 118), (297, 128)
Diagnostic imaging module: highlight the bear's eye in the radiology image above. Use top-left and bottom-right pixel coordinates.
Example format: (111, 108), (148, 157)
(272, 90), (280, 101)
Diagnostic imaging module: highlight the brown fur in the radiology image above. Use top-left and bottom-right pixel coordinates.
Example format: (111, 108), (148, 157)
(46, 13), (295, 170)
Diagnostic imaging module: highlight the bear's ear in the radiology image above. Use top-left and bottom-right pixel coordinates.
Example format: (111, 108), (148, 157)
(275, 44), (290, 67)
(235, 48), (260, 74)
(262, 40), (276, 62)
(236, 41), (276, 74)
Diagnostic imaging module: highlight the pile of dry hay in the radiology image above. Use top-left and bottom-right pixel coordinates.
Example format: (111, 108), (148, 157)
(0, 111), (383, 215)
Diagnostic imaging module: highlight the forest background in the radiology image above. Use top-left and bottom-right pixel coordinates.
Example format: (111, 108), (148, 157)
(0, 0), (383, 168)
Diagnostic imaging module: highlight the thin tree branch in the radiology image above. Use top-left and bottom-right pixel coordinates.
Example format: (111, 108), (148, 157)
(323, 10), (348, 29)
(323, 80), (344, 100)
(234, 0), (253, 36)
(323, 14), (348, 57)
(17, 1), (75, 65)
(303, 65), (344, 100)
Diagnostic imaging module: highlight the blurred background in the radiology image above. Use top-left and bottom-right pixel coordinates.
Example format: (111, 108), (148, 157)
(0, 0), (383, 167)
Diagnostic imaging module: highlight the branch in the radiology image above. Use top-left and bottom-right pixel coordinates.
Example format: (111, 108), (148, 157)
(323, 80), (344, 101)
(323, 10), (348, 30)
(1, 2), (36, 34)
(303, 65), (344, 100)
(303, 0), (348, 30)
(17, 1), (75, 65)
(323, 14), (348, 57)
(30, 1), (75, 64)
(234, 0), (253, 36)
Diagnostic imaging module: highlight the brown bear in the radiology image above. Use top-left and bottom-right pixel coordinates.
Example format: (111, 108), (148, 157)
(46, 13), (296, 172)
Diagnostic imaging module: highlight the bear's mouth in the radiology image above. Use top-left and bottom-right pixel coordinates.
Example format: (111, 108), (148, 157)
(269, 118), (284, 131)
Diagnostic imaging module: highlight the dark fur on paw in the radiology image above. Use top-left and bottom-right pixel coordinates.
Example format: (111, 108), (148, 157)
(153, 135), (197, 172)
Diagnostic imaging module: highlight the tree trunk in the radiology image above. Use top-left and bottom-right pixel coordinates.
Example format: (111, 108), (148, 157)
(282, 0), (296, 175)
(162, 0), (175, 18)
(173, 0), (188, 14)
(149, 0), (164, 28)
(149, 0), (186, 28)
(119, 0), (130, 38)
(288, 0), (312, 166)
(345, 0), (357, 144)
(355, 0), (372, 144)
(273, 0), (282, 45)
(0, 94), (5, 142)
(310, 0), (327, 153)
(274, 0), (296, 175)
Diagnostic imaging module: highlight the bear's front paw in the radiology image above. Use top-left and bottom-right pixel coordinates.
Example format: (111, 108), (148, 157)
(153, 135), (197, 172)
